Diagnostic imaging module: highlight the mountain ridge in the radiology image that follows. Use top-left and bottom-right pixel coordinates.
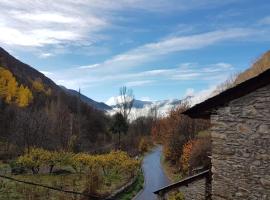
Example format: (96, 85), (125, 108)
(0, 47), (111, 111)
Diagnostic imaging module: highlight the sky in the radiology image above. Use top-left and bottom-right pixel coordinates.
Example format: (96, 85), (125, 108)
(0, 0), (270, 104)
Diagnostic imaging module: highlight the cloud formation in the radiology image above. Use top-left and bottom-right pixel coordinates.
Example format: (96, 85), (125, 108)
(0, 0), (239, 49)
(80, 28), (257, 72)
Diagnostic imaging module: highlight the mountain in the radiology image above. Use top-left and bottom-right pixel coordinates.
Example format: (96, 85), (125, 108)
(0, 47), (109, 153)
(60, 86), (112, 111)
(0, 47), (60, 92)
(109, 98), (183, 118)
(0, 47), (111, 111)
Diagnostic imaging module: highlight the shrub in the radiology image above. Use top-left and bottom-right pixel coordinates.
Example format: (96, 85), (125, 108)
(9, 160), (26, 175)
(189, 135), (211, 170)
(138, 136), (152, 153)
(179, 140), (195, 175)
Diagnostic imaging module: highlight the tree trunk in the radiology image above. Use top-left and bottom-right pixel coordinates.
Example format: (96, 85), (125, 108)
(118, 131), (121, 149)
(49, 165), (54, 174)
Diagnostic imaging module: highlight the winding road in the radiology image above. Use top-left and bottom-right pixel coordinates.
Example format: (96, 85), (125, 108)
(134, 146), (170, 200)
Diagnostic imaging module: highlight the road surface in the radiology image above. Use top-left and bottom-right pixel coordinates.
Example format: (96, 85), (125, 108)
(134, 146), (170, 200)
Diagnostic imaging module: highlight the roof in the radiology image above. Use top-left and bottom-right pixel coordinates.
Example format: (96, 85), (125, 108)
(153, 170), (210, 195)
(183, 68), (270, 118)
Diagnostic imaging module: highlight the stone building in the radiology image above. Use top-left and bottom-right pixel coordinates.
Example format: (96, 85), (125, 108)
(184, 68), (270, 199)
(155, 68), (270, 199)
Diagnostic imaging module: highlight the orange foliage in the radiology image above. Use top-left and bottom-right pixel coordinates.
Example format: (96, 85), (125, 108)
(180, 140), (195, 175)
(151, 101), (208, 164)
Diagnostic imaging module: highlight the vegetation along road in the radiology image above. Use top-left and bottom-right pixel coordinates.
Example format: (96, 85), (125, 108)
(134, 146), (170, 200)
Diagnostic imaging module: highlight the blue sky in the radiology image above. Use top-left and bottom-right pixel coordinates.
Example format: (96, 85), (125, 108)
(0, 0), (269, 104)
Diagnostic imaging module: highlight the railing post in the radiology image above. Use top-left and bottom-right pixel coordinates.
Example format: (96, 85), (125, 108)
(205, 170), (212, 200)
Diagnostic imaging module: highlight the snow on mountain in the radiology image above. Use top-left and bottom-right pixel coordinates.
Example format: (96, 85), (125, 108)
(106, 98), (183, 119)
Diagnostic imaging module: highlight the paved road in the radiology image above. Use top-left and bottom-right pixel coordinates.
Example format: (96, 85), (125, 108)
(134, 146), (170, 200)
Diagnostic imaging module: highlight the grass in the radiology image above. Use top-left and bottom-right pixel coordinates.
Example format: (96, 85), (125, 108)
(116, 170), (144, 200)
(0, 164), (132, 200)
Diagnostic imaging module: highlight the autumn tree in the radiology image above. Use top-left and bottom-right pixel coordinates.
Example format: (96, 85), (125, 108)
(16, 85), (33, 107)
(0, 67), (18, 103)
(152, 100), (210, 165)
(0, 67), (33, 107)
(189, 132), (211, 170)
(180, 140), (195, 175)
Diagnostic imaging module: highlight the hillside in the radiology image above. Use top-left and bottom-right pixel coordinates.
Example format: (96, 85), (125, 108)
(0, 47), (59, 92)
(213, 50), (270, 95)
(234, 50), (270, 84)
(0, 47), (110, 111)
(0, 47), (110, 155)
(61, 86), (112, 111)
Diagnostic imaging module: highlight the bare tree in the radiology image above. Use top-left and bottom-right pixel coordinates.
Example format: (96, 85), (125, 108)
(116, 86), (134, 121)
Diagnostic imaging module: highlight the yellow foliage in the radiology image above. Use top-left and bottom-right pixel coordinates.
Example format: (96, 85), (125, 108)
(32, 78), (45, 92)
(0, 67), (18, 103)
(16, 85), (33, 107)
(17, 148), (140, 177)
(0, 66), (33, 107)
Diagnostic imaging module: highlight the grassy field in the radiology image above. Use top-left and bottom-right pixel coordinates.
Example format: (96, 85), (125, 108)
(0, 164), (134, 200)
(0, 173), (133, 200)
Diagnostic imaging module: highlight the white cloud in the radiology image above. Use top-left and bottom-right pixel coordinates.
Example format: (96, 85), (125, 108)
(40, 71), (54, 76)
(188, 86), (217, 106)
(79, 64), (100, 69)
(106, 95), (133, 106)
(125, 80), (154, 87)
(46, 61), (234, 91)
(185, 88), (195, 96)
(0, 0), (238, 49)
(81, 28), (257, 71)
(0, 1), (108, 47)
(39, 53), (53, 58)
(12, 12), (79, 24)
(258, 16), (270, 25)
(106, 96), (116, 106)
(139, 96), (152, 101)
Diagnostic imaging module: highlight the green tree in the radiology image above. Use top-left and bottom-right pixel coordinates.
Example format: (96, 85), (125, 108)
(110, 112), (128, 149)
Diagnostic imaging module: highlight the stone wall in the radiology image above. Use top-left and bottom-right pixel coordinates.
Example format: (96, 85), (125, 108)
(163, 178), (206, 200)
(211, 84), (270, 200)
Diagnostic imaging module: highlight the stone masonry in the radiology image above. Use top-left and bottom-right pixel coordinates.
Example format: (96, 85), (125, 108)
(210, 84), (270, 200)
(164, 178), (206, 200)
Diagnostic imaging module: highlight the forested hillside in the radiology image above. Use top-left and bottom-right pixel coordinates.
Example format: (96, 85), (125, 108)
(0, 48), (153, 199)
(0, 47), (110, 158)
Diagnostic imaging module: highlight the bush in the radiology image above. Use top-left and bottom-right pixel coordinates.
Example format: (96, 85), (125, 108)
(189, 135), (211, 170)
(179, 140), (195, 175)
(138, 137), (152, 153)
(9, 160), (26, 175)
